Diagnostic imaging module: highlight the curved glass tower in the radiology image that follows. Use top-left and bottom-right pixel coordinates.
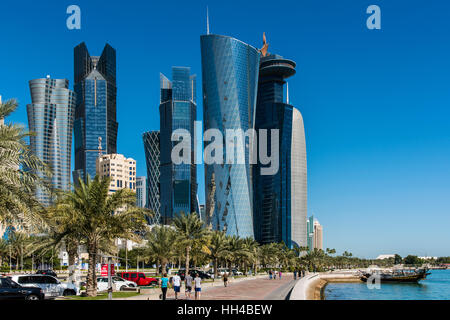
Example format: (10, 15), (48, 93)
(201, 34), (260, 238)
(253, 52), (307, 248)
(27, 77), (75, 206)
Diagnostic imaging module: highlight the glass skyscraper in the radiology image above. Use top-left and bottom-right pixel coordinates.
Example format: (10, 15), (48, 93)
(27, 77), (75, 206)
(73, 42), (118, 183)
(159, 67), (197, 224)
(201, 34), (260, 238)
(253, 51), (307, 248)
(143, 131), (161, 224)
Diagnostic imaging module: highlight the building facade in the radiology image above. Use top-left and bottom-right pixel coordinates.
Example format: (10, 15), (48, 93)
(27, 77), (75, 206)
(200, 34), (260, 238)
(96, 153), (136, 194)
(307, 215), (315, 251)
(313, 220), (323, 250)
(143, 131), (161, 224)
(159, 67), (197, 224)
(73, 42), (118, 183)
(253, 50), (307, 248)
(136, 176), (147, 208)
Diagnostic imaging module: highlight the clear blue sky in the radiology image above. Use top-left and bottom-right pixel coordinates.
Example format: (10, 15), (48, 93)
(1, 0), (449, 258)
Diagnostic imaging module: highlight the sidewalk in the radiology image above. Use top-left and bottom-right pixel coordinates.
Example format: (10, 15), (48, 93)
(114, 274), (295, 300)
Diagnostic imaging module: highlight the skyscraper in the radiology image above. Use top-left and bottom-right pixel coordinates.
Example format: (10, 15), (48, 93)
(307, 215), (315, 251)
(159, 67), (197, 224)
(136, 176), (147, 208)
(73, 42), (118, 183)
(143, 131), (161, 224)
(201, 34), (260, 238)
(27, 77), (75, 206)
(253, 44), (308, 248)
(314, 220), (323, 250)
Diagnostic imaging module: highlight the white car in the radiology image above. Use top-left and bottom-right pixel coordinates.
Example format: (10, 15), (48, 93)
(10, 274), (79, 299)
(97, 276), (136, 292)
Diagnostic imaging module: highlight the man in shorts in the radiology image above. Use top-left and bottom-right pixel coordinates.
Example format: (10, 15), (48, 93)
(194, 273), (202, 300)
(185, 272), (193, 300)
(172, 273), (182, 300)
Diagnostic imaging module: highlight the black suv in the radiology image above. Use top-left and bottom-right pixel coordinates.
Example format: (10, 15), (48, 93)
(0, 276), (44, 300)
(177, 269), (212, 280)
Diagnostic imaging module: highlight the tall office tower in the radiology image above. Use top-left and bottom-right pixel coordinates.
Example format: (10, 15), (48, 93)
(96, 153), (136, 194)
(27, 77), (76, 206)
(307, 215), (315, 251)
(143, 131), (161, 224)
(253, 42), (307, 248)
(73, 42), (118, 183)
(159, 67), (197, 224)
(313, 220), (323, 250)
(201, 34), (260, 238)
(136, 176), (147, 208)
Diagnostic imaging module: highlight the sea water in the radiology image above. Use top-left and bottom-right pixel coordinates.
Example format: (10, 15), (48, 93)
(324, 270), (450, 300)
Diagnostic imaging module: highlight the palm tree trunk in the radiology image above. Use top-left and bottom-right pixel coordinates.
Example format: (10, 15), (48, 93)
(185, 246), (191, 274)
(67, 243), (77, 282)
(213, 257), (218, 281)
(86, 242), (98, 297)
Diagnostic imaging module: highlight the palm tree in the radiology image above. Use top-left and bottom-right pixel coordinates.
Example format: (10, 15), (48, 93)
(0, 98), (50, 230)
(242, 237), (259, 275)
(145, 225), (176, 275)
(56, 175), (147, 296)
(173, 212), (208, 275)
(205, 231), (229, 280)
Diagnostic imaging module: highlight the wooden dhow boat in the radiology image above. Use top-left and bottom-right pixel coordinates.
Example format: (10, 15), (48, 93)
(359, 268), (431, 283)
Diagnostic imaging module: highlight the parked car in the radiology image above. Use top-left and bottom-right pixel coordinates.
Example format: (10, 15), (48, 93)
(0, 276), (44, 300)
(9, 274), (78, 299)
(36, 269), (58, 278)
(116, 272), (158, 286)
(177, 269), (212, 280)
(231, 269), (243, 276)
(97, 276), (136, 292)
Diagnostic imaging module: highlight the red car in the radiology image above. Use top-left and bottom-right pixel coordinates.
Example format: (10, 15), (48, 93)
(116, 272), (158, 286)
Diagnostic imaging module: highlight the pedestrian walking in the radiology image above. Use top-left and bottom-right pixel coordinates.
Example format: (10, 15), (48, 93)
(293, 270), (297, 280)
(274, 271), (277, 280)
(185, 272), (193, 300)
(172, 273), (181, 300)
(194, 273), (202, 300)
(159, 273), (169, 300)
(269, 270), (273, 280)
(279, 271), (282, 280)
(223, 272), (229, 287)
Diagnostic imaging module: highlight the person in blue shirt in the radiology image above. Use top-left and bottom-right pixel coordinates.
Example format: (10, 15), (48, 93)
(160, 273), (169, 300)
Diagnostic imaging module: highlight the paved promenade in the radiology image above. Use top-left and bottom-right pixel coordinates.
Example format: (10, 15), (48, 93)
(114, 274), (297, 300)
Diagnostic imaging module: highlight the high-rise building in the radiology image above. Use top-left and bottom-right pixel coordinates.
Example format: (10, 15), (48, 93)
(159, 67), (197, 224)
(143, 131), (161, 224)
(136, 176), (147, 208)
(307, 215), (315, 251)
(26, 77), (76, 206)
(201, 34), (260, 238)
(96, 153), (136, 194)
(253, 42), (307, 248)
(314, 220), (323, 250)
(73, 42), (118, 183)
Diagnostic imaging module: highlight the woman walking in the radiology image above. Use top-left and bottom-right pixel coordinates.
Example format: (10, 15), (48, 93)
(194, 273), (202, 300)
(223, 272), (229, 287)
(160, 273), (169, 300)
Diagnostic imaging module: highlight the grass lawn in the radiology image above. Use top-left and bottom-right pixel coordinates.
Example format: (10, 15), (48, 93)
(67, 291), (141, 300)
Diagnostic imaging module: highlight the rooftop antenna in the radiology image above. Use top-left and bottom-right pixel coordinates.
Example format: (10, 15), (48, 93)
(286, 82), (290, 105)
(206, 6), (210, 35)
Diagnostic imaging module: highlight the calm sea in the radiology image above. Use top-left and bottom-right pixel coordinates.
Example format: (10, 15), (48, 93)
(324, 270), (450, 300)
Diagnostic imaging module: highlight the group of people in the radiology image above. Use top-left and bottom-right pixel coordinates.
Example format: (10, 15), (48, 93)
(293, 269), (306, 280)
(159, 272), (202, 300)
(268, 270), (282, 280)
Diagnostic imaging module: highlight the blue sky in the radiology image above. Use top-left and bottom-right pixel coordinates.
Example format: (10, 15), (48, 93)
(1, 0), (449, 258)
